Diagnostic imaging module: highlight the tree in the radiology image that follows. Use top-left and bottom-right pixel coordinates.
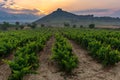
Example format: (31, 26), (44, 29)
(89, 24), (95, 28)
(64, 22), (70, 27)
(73, 24), (76, 28)
(41, 24), (45, 27)
(15, 27), (18, 30)
(80, 25), (83, 28)
(1, 22), (10, 30)
(15, 22), (20, 30)
(27, 24), (31, 27)
(30, 23), (37, 29)
(20, 25), (24, 29)
(15, 22), (20, 26)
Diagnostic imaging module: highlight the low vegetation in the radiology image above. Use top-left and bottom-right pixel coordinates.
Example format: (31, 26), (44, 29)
(52, 33), (78, 73)
(62, 28), (120, 66)
(3, 28), (52, 80)
(0, 27), (120, 80)
(89, 24), (95, 28)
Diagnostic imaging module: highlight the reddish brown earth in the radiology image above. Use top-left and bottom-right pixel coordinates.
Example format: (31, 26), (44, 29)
(0, 54), (14, 80)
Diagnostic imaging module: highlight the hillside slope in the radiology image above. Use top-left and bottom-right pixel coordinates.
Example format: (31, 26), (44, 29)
(35, 8), (120, 27)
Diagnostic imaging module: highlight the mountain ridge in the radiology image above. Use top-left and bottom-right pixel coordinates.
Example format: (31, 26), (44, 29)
(35, 8), (120, 27)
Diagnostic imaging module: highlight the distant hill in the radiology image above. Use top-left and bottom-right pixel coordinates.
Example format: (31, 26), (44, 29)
(35, 8), (120, 27)
(0, 10), (40, 23)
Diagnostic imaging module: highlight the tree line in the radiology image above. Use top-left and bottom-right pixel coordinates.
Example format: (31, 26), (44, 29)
(0, 22), (37, 31)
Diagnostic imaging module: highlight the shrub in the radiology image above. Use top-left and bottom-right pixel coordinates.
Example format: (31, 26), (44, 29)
(89, 24), (95, 28)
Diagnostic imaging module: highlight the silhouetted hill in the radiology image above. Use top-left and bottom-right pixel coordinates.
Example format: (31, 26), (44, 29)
(35, 8), (79, 24)
(35, 8), (120, 27)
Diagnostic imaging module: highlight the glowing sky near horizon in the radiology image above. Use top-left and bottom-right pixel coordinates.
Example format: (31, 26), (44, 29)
(0, 0), (120, 17)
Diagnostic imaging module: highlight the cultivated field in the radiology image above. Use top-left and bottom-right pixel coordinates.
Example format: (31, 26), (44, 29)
(0, 28), (120, 80)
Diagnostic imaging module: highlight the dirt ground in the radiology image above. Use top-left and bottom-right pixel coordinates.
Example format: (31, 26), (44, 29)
(0, 54), (14, 80)
(23, 36), (65, 80)
(67, 40), (120, 80)
(23, 37), (120, 80)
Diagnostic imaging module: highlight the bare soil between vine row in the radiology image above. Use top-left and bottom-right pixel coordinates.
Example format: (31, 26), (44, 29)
(1, 36), (120, 80)
(0, 53), (14, 80)
(68, 40), (120, 80)
(23, 36), (65, 80)
(24, 36), (120, 80)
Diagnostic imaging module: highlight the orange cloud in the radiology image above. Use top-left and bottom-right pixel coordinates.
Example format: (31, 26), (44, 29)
(1, 0), (120, 16)
(5, 0), (75, 14)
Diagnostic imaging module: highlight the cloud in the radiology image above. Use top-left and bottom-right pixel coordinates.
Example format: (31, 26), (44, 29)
(110, 10), (120, 17)
(0, 4), (44, 15)
(74, 9), (110, 13)
(15, 9), (40, 14)
(0, 0), (120, 20)
(0, 2), (5, 6)
(5, 8), (41, 15)
(0, 0), (45, 22)
(0, 0), (6, 6)
(1, 0), (16, 8)
(72, 8), (120, 18)
(0, 6), (44, 22)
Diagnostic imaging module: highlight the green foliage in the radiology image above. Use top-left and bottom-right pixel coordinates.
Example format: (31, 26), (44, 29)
(1, 28), (52, 80)
(1, 22), (10, 30)
(0, 22), (25, 30)
(61, 28), (120, 66)
(29, 23), (37, 29)
(89, 24), (95, 28)
(8, 66), (31, 80)
(41, 24), (45, 27)
(52, 33), (78, 73)
(88, 41), (102, 58)
(15, 22), (20, 27)
(73, 24), (76, 28)
(80, 25), (83, 28)
(20, 25), (24, 29)
(96, 46), (120, 66)
(64, 22), (70, 27)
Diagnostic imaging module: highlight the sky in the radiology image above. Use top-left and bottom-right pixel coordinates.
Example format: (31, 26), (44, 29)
(0, 0), (120, 21)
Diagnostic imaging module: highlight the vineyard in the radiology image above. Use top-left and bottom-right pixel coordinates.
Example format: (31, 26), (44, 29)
(0, 28), (120, 80)
(62, 28), (120, 66)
